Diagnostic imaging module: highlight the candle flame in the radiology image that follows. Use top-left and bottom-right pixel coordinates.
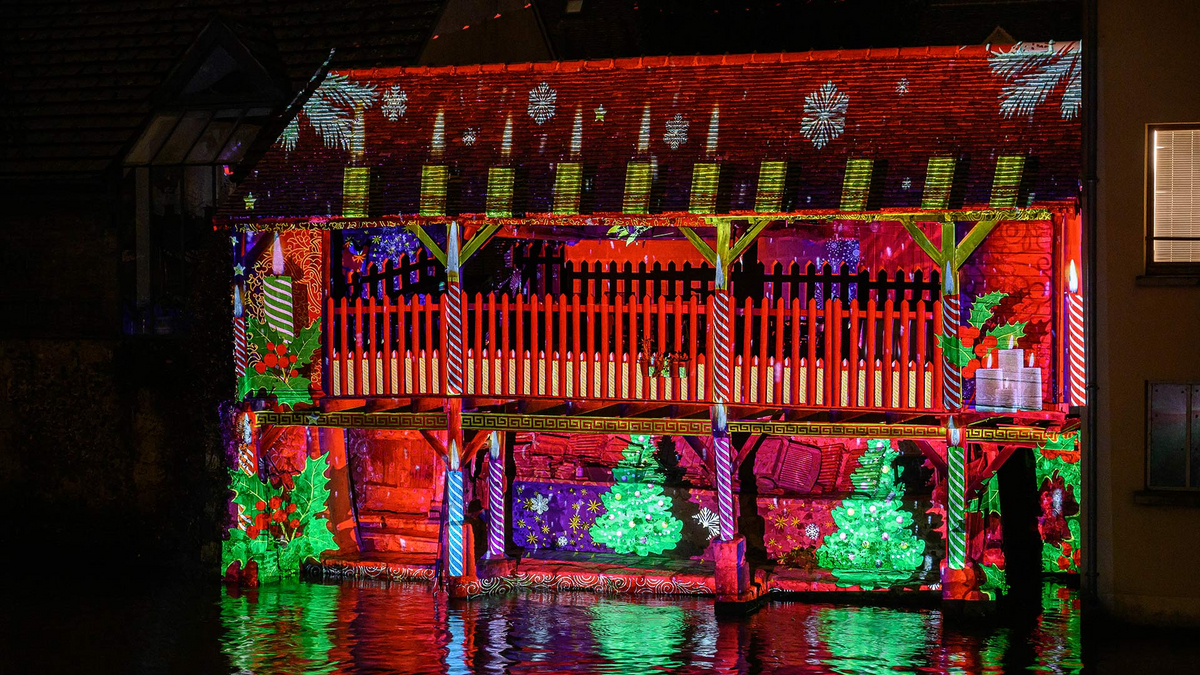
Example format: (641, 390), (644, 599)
(570, 108), (582, 158)
(1029, 351), (1036, 367)
(943, 260), (956, 294)
(1067, 259), (1079, 293)
(637, 105), (651, 154)
(432, 109), (445, 157)
(272, 234), (284, 275)
(234, 285), (243, 317)
(501, 115), (513, 159)
(706, 104), (720, 156)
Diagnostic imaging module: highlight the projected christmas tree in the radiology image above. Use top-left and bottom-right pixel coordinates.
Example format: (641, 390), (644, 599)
(817, 440), (925, 588)
(589, 435), (683, 556)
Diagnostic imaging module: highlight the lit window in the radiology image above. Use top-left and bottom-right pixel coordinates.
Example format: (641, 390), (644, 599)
(1147, 383), (1200, 489)
(566, 0), (584, 13)
(1149, 126), (1200, 270)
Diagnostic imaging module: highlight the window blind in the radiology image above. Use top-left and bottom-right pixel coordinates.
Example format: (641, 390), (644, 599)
(1153, 128), (1200, 263)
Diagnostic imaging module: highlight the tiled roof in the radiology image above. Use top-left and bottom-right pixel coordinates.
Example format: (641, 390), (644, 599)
(0, 0), (444, 178)
(219, 43), (1082, 225)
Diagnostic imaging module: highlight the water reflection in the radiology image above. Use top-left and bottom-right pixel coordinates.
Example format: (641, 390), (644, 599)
(216, 582), (1085, 674)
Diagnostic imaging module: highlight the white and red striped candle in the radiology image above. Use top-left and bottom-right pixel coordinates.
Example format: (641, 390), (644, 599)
(233, 285), (248, 377)
(1067, 260), (1086, 406)
(486, 432), (506, 559)
(263, 234), (295, 339)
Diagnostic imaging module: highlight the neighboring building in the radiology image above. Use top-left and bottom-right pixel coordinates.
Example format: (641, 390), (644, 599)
(1093, 0), (1200, 626)
(0, 0), (546, 578)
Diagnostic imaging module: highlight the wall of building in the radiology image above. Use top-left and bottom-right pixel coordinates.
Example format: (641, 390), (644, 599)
(0, 189), (233, 581)
(1096, 0), (1200, 626)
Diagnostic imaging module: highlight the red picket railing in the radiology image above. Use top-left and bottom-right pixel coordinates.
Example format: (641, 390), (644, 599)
(325, 292), (944, 411)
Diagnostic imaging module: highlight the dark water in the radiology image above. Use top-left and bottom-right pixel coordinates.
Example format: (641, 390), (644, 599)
(8, 579), (1110, 674)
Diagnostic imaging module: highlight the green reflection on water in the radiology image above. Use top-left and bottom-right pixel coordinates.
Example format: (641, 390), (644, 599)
(220, 582), (339, 674)
(813, 605), (933, 675)
(590, 601), (688, 670)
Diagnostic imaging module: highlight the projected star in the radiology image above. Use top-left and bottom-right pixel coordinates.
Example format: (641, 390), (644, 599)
(234, 264), (245, 276)
(594, 105), (606, 121)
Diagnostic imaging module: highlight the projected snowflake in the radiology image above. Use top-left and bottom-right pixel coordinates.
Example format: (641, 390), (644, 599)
(462, 127), (478, 146)
(381, 86), (408, 121)
(528, 82), (557, 125)
(801, 80), (848, 150)
(896, 77), (910, 95)
(530, 492), (551, 515)
(664, 114), (689, 149)
(693, 507), (720, 539)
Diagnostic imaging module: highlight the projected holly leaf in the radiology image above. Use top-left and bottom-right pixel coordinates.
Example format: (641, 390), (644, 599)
(291, 454), (332, 523)
(969, 291), (1008, 328)
(936, 333), (975, 368)
(289, 319), (322, 370)
(240, 373), (284, 400)
(986, 321), (1027, 349)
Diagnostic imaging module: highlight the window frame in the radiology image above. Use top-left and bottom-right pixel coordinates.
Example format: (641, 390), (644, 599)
(1145, 123), (1200, 276)
(1145, 380), (1200, 492)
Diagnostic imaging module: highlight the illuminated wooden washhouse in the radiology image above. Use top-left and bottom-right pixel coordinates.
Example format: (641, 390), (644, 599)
(217, 43), (1085, 611)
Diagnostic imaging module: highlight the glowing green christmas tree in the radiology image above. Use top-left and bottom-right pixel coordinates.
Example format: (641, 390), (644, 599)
(589, 435), (683, 556)
(817, 440), (925, 586)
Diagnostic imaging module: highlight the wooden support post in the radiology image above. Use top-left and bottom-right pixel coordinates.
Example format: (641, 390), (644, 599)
(317, 426), (360, 553)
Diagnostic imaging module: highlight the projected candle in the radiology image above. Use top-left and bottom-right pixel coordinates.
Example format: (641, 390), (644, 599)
(1066, 260), (1086, 406)
(233, 285), (247, 377)
(263, 234), (295, 339)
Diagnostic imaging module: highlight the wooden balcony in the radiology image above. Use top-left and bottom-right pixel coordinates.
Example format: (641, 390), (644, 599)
(323, 290), (945, 412)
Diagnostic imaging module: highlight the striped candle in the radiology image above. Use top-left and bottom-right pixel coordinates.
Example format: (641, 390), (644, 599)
(1067, 261), (1086, 406)
(445, 283), (465, 395)
(447, 469), (465, 577)
(942, 294), (962, 410)
(946, 444), (968, 569)
(486, 432), (506, 559)
(711, 403), (736, 541)
(263, 276), (294, 338)
(712, 289), (734, 404)
(233, 285), (247, 378)
(264, 234), (294, 338)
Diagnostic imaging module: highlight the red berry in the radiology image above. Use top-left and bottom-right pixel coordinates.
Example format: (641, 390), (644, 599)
(269, 496), (282, 509)
(255, 513), (267, 527)
(290, 369), (299, 378)
(288, 354), (298, 364)
(289, 519), (300, 529)
(267, 342), (275, 351)
(276, 344), (288, 356)
(974, 343), (988, 357)
(982, 335), (998, 348)
(255, 500), (266, 511)
(273, 511), (286, 523)
(254, 362), (266, 374)
(247, 527), (260, 539)
(264, 353), (278, 368)
(287, 503), (297, 514)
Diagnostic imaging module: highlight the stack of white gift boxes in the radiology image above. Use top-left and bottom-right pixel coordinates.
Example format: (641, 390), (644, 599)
(974, 348), (1042, 412)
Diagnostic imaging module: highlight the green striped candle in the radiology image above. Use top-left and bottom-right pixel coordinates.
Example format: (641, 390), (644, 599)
(264, 235), (294, 338)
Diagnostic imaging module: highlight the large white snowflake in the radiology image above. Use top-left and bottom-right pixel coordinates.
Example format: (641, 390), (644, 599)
(896, 77), (910, 95)
(664, 113), (689, 149)
(800, 81), (848, 150)
(530, 492), (550, 515)
(804, 523), (821, 540)
(693, 507), (720, 539)
(461, 127), (478, 146)
(989, 41), (1081, 119)
(556, 535), (569, 548)
(381, 86), (408, 121)
(527, 82), (557, 125)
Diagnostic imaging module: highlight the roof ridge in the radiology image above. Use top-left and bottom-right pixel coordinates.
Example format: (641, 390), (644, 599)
(345, 42), (1079, 78)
